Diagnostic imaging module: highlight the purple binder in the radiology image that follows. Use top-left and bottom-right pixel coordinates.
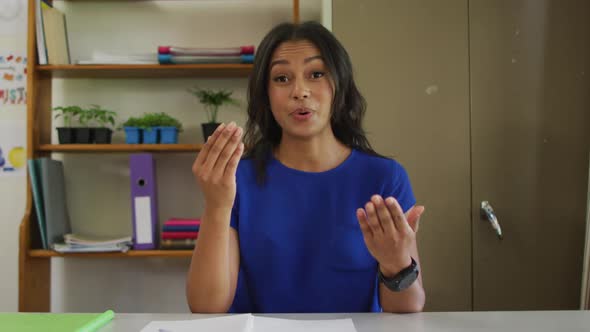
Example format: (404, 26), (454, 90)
(129, 153), (158, 250)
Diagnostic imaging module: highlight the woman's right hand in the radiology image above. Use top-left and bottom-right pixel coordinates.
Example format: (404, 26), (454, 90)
(192, 122), (244, 212)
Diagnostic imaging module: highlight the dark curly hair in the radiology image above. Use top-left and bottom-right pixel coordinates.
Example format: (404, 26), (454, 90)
(244, 21), (382, 184)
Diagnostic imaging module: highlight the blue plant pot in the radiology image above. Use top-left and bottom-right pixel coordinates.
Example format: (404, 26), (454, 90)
(124, 127), (141, 144)
(142, 127), (159, 144)
(159, 127), (178, 144)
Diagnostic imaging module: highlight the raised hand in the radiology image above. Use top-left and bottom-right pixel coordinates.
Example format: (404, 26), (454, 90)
(192, 122), (244, 213)
(356, 195), (425, 275)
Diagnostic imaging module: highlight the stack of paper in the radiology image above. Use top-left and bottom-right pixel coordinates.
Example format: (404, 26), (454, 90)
(140, 314), (358, 332)
(76, 51), (158, 65)
(52, 233), (132, 253)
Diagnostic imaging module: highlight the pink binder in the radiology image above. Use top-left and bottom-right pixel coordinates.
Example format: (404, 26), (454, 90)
(129, 153), (158, 250)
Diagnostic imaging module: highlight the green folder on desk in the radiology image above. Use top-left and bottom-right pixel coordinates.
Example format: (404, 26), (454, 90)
(0, 309), (114, 332)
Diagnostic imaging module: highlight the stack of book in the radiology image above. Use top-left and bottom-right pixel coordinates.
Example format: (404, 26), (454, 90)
(28, 158), (71, 250)
(157, 45), (255, 65)
(35, 0), (70, 65)
(160, 218), (200, 249)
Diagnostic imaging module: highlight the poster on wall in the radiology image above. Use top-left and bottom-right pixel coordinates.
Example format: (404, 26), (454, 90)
(0, 0), (27, 38)
(0, 0), (27, 107)
(0, 121), (26, 177)
(0, 52), (27, 105)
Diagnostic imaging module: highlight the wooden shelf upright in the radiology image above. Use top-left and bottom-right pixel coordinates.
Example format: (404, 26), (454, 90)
(19, 0), (299, 312)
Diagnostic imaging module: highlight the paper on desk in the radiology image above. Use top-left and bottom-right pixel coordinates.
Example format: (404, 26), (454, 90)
(139, 314), (357, 332)
(251, 316), (357, 332)
(140, 314), (253, 332)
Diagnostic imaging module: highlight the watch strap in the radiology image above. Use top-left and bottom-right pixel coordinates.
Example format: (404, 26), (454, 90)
(378, 257), (419, 292)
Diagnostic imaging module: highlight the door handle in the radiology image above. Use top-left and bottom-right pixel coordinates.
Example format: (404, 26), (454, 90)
(480, 201), (503, 240)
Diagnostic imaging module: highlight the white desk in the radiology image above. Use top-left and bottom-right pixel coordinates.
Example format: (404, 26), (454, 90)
(103, 311), (590, 332)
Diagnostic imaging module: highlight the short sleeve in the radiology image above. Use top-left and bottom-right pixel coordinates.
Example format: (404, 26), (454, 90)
(229, 192), (239, 230)
(384, 161), (416, 213)
(229, 160), (243, 230)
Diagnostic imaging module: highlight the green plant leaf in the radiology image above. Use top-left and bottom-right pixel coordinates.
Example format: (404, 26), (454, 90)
(124, 112), (183, 132)
(188, 87), (241, 123)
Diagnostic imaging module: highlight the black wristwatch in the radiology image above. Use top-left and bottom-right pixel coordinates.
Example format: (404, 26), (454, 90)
(378, 257), (419, 292)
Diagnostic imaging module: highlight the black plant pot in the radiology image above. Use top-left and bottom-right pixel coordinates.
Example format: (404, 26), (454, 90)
(56, 127), (75, 144)
(94, 128), (113, 144)
(75, 128), (93, 144)
(201, 122), (221, 142)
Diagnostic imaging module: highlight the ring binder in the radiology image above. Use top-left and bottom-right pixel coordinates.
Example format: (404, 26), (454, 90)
(129, 153), (158, 250)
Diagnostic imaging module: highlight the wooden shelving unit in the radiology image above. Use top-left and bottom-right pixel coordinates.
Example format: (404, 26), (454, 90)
(36, 64), (253, 79)
(19, 0), (299, 312)
(38, 144), (203, 153)
(29, 249), (193, 258)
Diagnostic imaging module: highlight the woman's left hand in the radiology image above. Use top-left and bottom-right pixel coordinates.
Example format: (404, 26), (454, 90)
(356, 195), (425, 276)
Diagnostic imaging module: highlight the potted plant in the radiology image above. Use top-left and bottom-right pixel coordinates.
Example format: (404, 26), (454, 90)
(140, 113), (162, 144)
(53, 105), (83, 144)
(88, 105), (117, 144)
(122, 113), (183, 144)
(142, 112), (183, 144)
(76, 106), (94, 143)
(122, 116), (145, 144)
(155, 113), (183, 144)
(188, 87), (240, 141)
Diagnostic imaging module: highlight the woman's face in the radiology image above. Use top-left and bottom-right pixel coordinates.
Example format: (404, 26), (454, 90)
(267, 40), (334, 142)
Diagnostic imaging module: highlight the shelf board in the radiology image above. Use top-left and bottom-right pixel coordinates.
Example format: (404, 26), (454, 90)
(29, 249), (193, 258)
(38, 144), (203, 153)
(36, 64), (253, 79)
(59, 0), (154, 1)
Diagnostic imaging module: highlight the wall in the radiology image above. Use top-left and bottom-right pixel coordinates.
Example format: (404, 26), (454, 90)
(0, 0), (28, 312)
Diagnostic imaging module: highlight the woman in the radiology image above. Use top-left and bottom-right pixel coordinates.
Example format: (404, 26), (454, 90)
(187, 21), (425, 313)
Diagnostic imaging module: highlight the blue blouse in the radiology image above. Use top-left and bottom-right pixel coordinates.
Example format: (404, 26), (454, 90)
(229, 149), (416, 313)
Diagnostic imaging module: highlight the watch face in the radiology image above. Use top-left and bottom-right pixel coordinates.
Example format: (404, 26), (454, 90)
(379, 258), (419, 292)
